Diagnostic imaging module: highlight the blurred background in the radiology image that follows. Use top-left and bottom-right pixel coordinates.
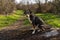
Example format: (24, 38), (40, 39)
(0, 0), (60, 29)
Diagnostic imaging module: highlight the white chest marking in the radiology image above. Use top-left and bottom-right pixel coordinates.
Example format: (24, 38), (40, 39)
(27, 14), (32, 23)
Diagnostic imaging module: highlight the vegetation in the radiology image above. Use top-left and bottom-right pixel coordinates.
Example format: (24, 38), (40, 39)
(37, 13), (60, 27)
(0, 10), (23, 28)
(0, 0), (60, 39)
(0, 0), (60, 29)
(0, 10), (60, 29)
(24, 13), (60, 28)
(0, 0), (16, 14)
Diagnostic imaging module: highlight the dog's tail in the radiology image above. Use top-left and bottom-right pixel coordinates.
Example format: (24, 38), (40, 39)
(39, 17), (51, 29)
(39, 17), (46, 25)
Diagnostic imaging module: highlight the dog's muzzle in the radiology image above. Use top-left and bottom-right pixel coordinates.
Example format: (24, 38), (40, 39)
(26, 14), (30, 17)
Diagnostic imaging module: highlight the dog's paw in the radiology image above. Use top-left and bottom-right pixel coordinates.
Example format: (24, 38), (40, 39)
(37, 29), (40, 32)
(32, 30), (35, 34)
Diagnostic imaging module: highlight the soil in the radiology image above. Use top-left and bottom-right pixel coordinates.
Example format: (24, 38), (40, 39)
(0, 18), (60, 40)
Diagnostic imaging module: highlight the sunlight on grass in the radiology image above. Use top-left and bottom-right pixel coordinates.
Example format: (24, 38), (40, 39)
(0, 10), (60, 28)
(0, 10), (23, 28)
(24, 13), (60, 28)
(36, 13), (60, 27)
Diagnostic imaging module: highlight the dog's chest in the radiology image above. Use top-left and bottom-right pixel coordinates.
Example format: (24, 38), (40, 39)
(30, 15), (35, 20)
(27, 15), (35, 23)
(27, 15), (32, 23)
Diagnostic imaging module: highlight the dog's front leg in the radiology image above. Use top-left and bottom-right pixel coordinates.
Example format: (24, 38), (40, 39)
(32, 25), (36, 34)
(32, 29), (36, 34)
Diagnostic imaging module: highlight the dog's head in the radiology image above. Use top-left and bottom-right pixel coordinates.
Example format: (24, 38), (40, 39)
(24, 9), (32, 17)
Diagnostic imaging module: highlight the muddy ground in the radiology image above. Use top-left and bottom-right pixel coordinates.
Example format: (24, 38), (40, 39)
(0, 18), (60, 40)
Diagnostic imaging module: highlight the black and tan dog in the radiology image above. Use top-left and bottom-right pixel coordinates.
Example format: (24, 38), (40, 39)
(24, 9), (46, 34)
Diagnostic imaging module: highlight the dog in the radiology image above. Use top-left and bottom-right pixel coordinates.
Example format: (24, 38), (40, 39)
(24, 9), (45, 34)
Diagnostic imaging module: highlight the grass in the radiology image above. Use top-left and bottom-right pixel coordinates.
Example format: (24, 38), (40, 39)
(0, 10), (23, 28)
(23, 19), (30, 26)
(36, 13), (60, 27)
(0, 10), (60, 29)
(24, 13), (60, 28)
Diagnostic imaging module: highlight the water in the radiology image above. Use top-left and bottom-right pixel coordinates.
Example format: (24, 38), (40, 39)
(41, 30), (59, 37)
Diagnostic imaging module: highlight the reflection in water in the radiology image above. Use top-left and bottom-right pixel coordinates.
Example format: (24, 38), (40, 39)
(41, 30), (59, 37)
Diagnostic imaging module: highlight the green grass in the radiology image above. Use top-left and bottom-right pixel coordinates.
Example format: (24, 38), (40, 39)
(0, 10), (60, 29)
(24, 13), (60, 28)
(23, 19), (30, 26)
(36, 13), (60, 27)
(0, 10), (23, 28)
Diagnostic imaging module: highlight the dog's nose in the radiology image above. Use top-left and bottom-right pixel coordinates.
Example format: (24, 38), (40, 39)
(26, 15), (28, 17)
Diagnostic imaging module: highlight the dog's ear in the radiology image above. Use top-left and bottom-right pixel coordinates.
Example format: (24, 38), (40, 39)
(24, 10), (27, 15)
(28, 9), (32, 13)
(28, 9), (32, 14)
